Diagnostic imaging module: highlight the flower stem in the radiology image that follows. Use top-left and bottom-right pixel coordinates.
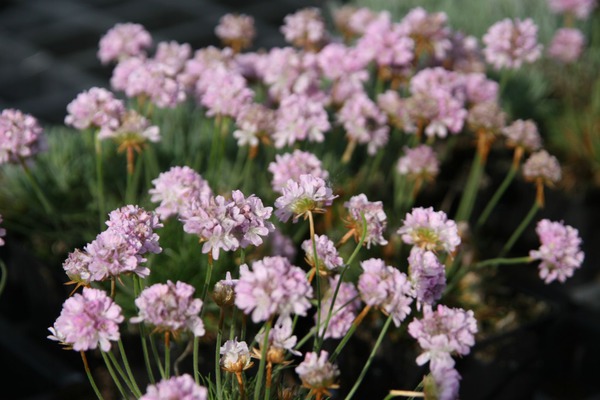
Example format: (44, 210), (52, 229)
(80, 351), (104, 400)
(330, 305), (371, 363)
(254, 319), (272, 400)
(455, 151), (484, 222)
(164, 332), (171, 379)
(100, 351), (128, 399)
(117, 339), (142, 397)
(308, 211), (323, 351)
(384, 390), (425, 399)
(215, 308), (225, 399)
(477, 163), (518, 228)
(193, 336), (200, 385)
(475, 256), (532, 268)
(499, 202), (540, 257)
(107, 349), (141, 397)
(344, 314), (394, 400)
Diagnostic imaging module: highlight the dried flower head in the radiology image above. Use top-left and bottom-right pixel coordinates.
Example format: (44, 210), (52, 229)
(216, 13), (256, 51)
(213, 272), (238, 307)
(397, 207), (461, 253)
(98, 23), (152, 64)
(522, 150), (562, 185)
(483, 18), (543, 70)
(274, 174), (337, 223)
(502, 119), (542, 153)
(530, 219), (584, 283)
(0, 108), (45, 165)
(467, 101), (507, 135)
(48, 287), (123, 351)
(140, 374), (208, 400)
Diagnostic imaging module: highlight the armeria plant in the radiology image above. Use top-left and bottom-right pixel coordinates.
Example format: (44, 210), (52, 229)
(0, 1), (593, 399)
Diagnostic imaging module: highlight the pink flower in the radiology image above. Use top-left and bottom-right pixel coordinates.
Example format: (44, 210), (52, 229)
(344, 194), (388, 248)
(397, 207), (461, 253)
(235, 256), (313, 322)
(466, 101), (507, 134)
(356, 13), (415, 68)
(62, 249), (92, 286)
(317, 43), (369, 81)
(502, 119), (542, 152)
(98, 23), (152, 64)
(522, 150), (562, 185)
(338, 92), (389, 155)
(296, 351), (339, 393)
(408, 247), (446, 308)
(462, 72), (499, 105)
(48, 287), (123, 351)
(428, 366), (461, 400)
(233, 103), (275, 147)
(106, 205), (162, 255)
(154, 40), (192, 77)
(98, 109), (160, 144)
(255, 316), (301, 356)
(483, 18), (543, 70)
(302, 234), (343, 272)
(548, 28), (585, 63)
(358, 258), (414, 327)
(220, 339), (253, 372)
(333, 6), (378, 37)
(547, 0), (597, 19)
(273, 94), (330, 148)
(179, 46), (234, 90)
(281, 8), (327, 49)
(149, 166), (213, 220)
(397, 145), (439, 180)
(267, 229), (297, 260)
(197, 66), (253, 118)
(408, 304), (477, 371)
(64, 87), (125, 135)
(274, 174), (337, 223)
(530, 219), (584, 283)
(140, 374), (208, 400)
(317, 277), (361, 339)
(399, 7), (452, 60)
(215, 13), (256, 50)
(406, 89), (467, 139)
(377, 90), (415, 132)
(85, 229), (147, 281)
(269, 150), (329, 194)
(0, 109), (45, 165)
(131, 280), (205, 337)
(0, 214), (5, 246)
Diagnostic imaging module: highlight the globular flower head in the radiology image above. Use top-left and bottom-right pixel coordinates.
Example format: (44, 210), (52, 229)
(338, 92), (389, 156)
(64, 87), (125, 135)
(267, 229), (297, 260)
(216, 13), (256, 51)
(530, 219), (584, 283)
(547, 0), (598, 19)
(281, 8), (327, 50)
(106, 205), (162, 255)
(85, 229), (147, 281)
(358, 258), (414, 326)
(344, 194), (388, 248)
(396, 145), (440, 181)
(408, 247), (446, 308)
(62, 249), (93, 288)
(220, 339), (253, 373)
(462, 72), (499, 105)
(48, 287), (123, 351)
(0, 109), (45, 165)
(295, 351), (340, 396)
(254, 316), (301, 363)
(399, 7), (452, 60)
(397, 207), (461, 253)
(302, 234), (343, 272)
(424, 366), (461, 400)
(149, 166), (213, 220)
(522, 150), (562, 186)
(233, 103), (275, 148)
(154, 40), (192, 77)
(273, 94), (330, 148)
(274, 174), (337, 223)
(502, 119), (542, 153)
(131, 280), (205, 337)
(268, 150), (329, 194)
(548, 28), (585, 64)
(98, 23), (152, 64)
(317, 277), (361, 339)
(408, 304), (477, 371)
(140, 374), (208, 400)
(483, 18), (543, 70)
(333, 6), (378, 38)
(98, 109), (160, 146)
(466, 101), (506, 135)
(197, 66), (253, 118)
(235, 256), (313, 323)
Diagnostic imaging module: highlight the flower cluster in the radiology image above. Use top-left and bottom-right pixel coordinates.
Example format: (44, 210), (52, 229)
(302, 234), (343, 272)
(548, 28), (585, 64)
(0, 108), (45, 165)
(398, 207), (461, 253)
(522, 150), (562, 185)
(98, 22), (152, 64)
(295, 351), (340, 397)
(396, 144), (439, 181)
(274, 174), (336, 222)
(482, 18), (542, 70)
(220, 339), (253, 373)
(268, 150), (329, 193)
(140, 374), (208, 400)
(344, 194), (388, 248)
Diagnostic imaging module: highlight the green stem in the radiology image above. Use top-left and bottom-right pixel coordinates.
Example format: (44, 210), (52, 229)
(216, 308), (225, 399)
(254, 319), (272, 400)
(200, 257), (214, 318)
(308, 211), (322, 351)
(81, 351), (104, 400)
(100, 351), (128, 399)
(455, 151), (484, 222)
(94, 134), (105, 230)
(477, 163), (518, 228)
(117, 339), (142, 397)
(344, 315), (394, 400)
(345, 213), (368, 267)
(475, 256), (532, 269)
(330, 305), (371, 363)
(139, 324), (156, 384)
(164, 332), (171, 379)
(18, 157), (54, 215)
(149, 333), (166, 380)
(193, 336), (200, 385)
(0, 260), (7, 298)
(499, 202), (540, 257)
(107, 349), (141, 397)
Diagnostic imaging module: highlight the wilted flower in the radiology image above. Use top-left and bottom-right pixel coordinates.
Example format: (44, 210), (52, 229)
(467, 101), (506, 135)
(215, 13), (256, 52)
(302, 234), (343, 272)
(358, 258), (414, 326)
(220, 339), (253, 373)
(64, 87), (125, 135)
(48, 287), (123, 351)
(483, 18), (543, 70)
(213, 272), (238, 307)
(274, 174), (337, 223)
(548, 28), (585, 63)
(530, 219), (584, 283)
(235, 256), (313, 322)
(344, 194), (388, 248)
(98, 23), (152, 64)
(502, 119), (543, 153)
(0, 109), (45, 165)
(140, 374), (208, 400)
(131, 280), (205, 337)
(295, 351), (340, 397)
(522, 150), (562, 185)
(268, 150), (329, 194)
(397, 207), (461, 253)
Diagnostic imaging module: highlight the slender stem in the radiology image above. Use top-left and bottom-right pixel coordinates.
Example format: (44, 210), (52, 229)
(344, 315), (394, 400)
(80, 351), (104, 400)
(499, 202), (540, 257)
(216, 308), (225, 399)
(254, 319), (272, 400)
(100, 351), (128, 399)
(235, 371), (246, 400)
(477, 163), (518, 228)
(384, 390), (425, 399)
(94, 134), (105, 230)
(164, 332), (171, 379)
(107, 349), (141, 397)
(330, 305), (371, 362)
(342, 139), (357, 164)
(0, 260), (7, 298)
(345, 213), (368, 267)
(308, 211), (322, 351)
(139, 324), (156, 384)
(455, 151), (484, 222)
(18, 157), (54, 215)
(264, 361), (273, 400)
(117, 339), (142, 397)
(193, 336), (200, 385)
(200, 256), (214, 318)
(475, 256), (532, 269)
(149, 333), (166, 380)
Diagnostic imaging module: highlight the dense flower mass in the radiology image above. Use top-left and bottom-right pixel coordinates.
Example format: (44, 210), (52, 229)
(344, 194), (388, 248)
(398, 207), (461, 253)
(268, 150), (329, 193)
(302, 234), (343, 272)
(274, 174), (337, 222)
(530, 219), (584, 283)
(273, 94), (330, 148)
(235, 256), (313, 322)
(281, 7), (327, 49)
(548, 28), (585, 63)
(140, 374), (208, 400)
(131, 280), (205, 337)
(338, 92), (389, 155)
(98, 23), (152, 64)
(64, 87), (125, 135)
(0, 108), (45, 165)
(522, 150), (562, 185)
(295, 351), (340, 395)
(358, 258), (414, 326)
(48, 287), (123, 351)
(482, 18), (542, 70)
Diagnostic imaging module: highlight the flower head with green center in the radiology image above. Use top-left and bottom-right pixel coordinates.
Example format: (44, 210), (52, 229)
(274, 174), (337, 223)
(397, 207), (460, 253)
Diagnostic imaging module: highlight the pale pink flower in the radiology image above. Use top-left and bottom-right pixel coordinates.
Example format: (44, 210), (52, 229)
(397, 207), (461, 253)
(98, 23), (152, 64)
(197, 66), (253, 118)
(358, 258), (414, 327)
(407, 89), (467, 138)
(131, 280), (205, 337)
(268, 150), (329, 193)
(295, 351), (340, 393)
(149, 166), (213, 220)
(547, 0), (597, 19)
(85, 229), (147, 281)
(154, 40), (192, 77)
(408, 247), (446, 308)
(502, 119), (542, 152)
(466, 101), (506, 134)
(233, 103), (275, 147)
(273, 94), (330, 148)
(333, 6), (378, 37)
(397, 145), (439, 180)
(179, 46), (234, 90)
(377, 90), (415, 132)
(302, 234), (343, 272)
(429, 366), (461, 400)
(274, 174), (337, 223)
(522, 150), (562, 185)
(399, 7), (452, 59)
(235, 256), (313, 322)
(281, 8), (327, 49)
(0, 109), (45, 164)
(548, 28), (585, 63)
(344, 194), (388, 248)
(408, 304), (477, 371)
(98, 109), (160, 143)
(140, 374), (208, 400)
(48, 287), (123, 351)
(483, 18), (543, 70)
(410, 67), (463, 99)
(62, 249), (92, 286)
(64, 87), (125, 135)
(255, 316), (301, 356)
(462, 73), (499, 105)
(356, 13), (415, 69)
(317, 43), (369, 81)
(338, 92), (389, 155)
(530, 219), (584, 283)
(317, 277), (361, 339)
(267, 229), (297, 260)
(215, 13), (256, 50)
(220, 339), (253, 372)
(106, 205), (162, 255)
